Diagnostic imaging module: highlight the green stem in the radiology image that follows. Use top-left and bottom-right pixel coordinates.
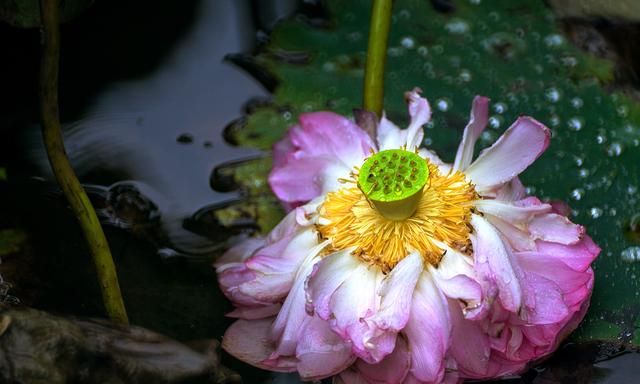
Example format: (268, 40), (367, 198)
(39, 0), (129, 325)
(363, 0), (393, 117)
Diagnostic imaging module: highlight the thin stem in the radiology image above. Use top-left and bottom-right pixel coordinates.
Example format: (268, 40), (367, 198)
(363, 0), (393, 117)
(39, 0), (129, 325)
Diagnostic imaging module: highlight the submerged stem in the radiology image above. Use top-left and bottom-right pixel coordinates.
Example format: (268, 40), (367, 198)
(39, 0), (129, 325)
(363, 0), (393, 117)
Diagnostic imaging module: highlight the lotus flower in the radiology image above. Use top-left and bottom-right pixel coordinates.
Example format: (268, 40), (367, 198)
(215, 89), (599, 383)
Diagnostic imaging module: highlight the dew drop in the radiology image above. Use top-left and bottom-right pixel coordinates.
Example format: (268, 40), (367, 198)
(417, 46), (428, 57)
(568, 117), (583, 131)
(445, 19), (470, 34)
(545, 88), (561, 103)
(578, 168), (589, 178)
(589, 207), (603, 219)
(606, 142), (623, 157)
(400, 36), (415, 49)
(488, 116), (502, 129)
(436, 98), (450, 111)
(493, 102), (507, 114)
(544, 34), (564, 47)
(549, 115), (560, 127)
(617, 105), (629, 117)
(571, 188), (584, 200)
(596, 135), (606, 144)
(621, 247), (640, 263)
(458, 69), (472, 82)
(570, 97), (583, 109)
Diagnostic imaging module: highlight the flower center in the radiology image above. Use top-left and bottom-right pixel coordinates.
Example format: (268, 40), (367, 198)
(357, 149), (429, 221)
(317, 158), (477, 272)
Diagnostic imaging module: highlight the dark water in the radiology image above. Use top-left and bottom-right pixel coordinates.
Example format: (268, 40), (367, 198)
(0, 0), (638, 383)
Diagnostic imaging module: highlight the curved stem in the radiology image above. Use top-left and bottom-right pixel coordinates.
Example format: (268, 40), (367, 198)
(363, 0), (393, 117)
(39, 0), (129, 325)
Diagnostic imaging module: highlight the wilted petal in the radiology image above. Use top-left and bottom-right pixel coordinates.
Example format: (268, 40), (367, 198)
(335, 369), (369, 384)
(454, 96), (490, 171)
(296, 316), (355, 380)
(494, 177), (527, 202)
(329, 263), (383, 361)
(233, 228), (318, 304)
(356, 336), (411, 384)
(529, 213), (584, 245)
(222, 318), (296, 372)
(227, 304), (281, 320)
(471, 214), (523, 313)
(307, 249), (361, 319)
(405, 272), (450, 383)
(465, 117), (550, 192)
(370, 252), (423, 336)
(448, 298), (490, 378)
(474, 199), (551, 225)
(271, 243), (326, 356)
(484, 214), (536, 251)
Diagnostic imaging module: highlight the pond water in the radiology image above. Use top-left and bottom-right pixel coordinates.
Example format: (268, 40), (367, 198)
(0, 0), (639, 383)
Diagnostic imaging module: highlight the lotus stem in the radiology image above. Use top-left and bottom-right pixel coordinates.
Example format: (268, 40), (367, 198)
(363, 0), (393, 117)
(39, 0), (129, 325)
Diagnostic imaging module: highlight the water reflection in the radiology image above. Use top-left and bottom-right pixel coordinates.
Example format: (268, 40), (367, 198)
(30, 0), (294, 256)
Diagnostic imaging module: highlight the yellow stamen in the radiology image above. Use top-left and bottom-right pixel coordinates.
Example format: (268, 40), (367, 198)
(317, 163), (477, 272)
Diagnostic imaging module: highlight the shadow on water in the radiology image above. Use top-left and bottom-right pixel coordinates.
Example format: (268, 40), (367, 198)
(0, 0), (639, 383)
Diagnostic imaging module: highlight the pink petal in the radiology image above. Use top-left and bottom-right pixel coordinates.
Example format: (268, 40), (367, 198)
(335, 369), (369, 384)
(235, 229), (318, 304)
(294, 112), (375, 164)
(535, 236), (600, 271)
(404, 273), (450, 383)
(515, 251), (592, 295)
(377, 89), (431, 151)
(448, 298), (490, 377)
(307, 249), (361, 319)
(356, 336), (411, 384)
(269, 111), (374, 204)
(214, 237), (265, 266)
(494, 177), (527, 202)
(529, 213), (585, 245)
(328, 263), (382, 362)
(369, 251), (423, 339)
(549, 200), (572, 216)
(465, 117), (550, 192)
(471, 214), (524, 313)
(485, 214), (536, 251)
(296, 316), (355, 380)
(405, 88), (431, 150)
(227, 304), (281, 320)
(520, 272), (569, 325)
(222, 318), (297, 372)
(272, 133), (295, 169)
(269, 157), (345, 203)
(474, 199), (551, 225)
(454, 96), (490, 171)
(432, 271), (482, 309)
(271, 251), (322, 356)
(377, 115), (404, 150)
